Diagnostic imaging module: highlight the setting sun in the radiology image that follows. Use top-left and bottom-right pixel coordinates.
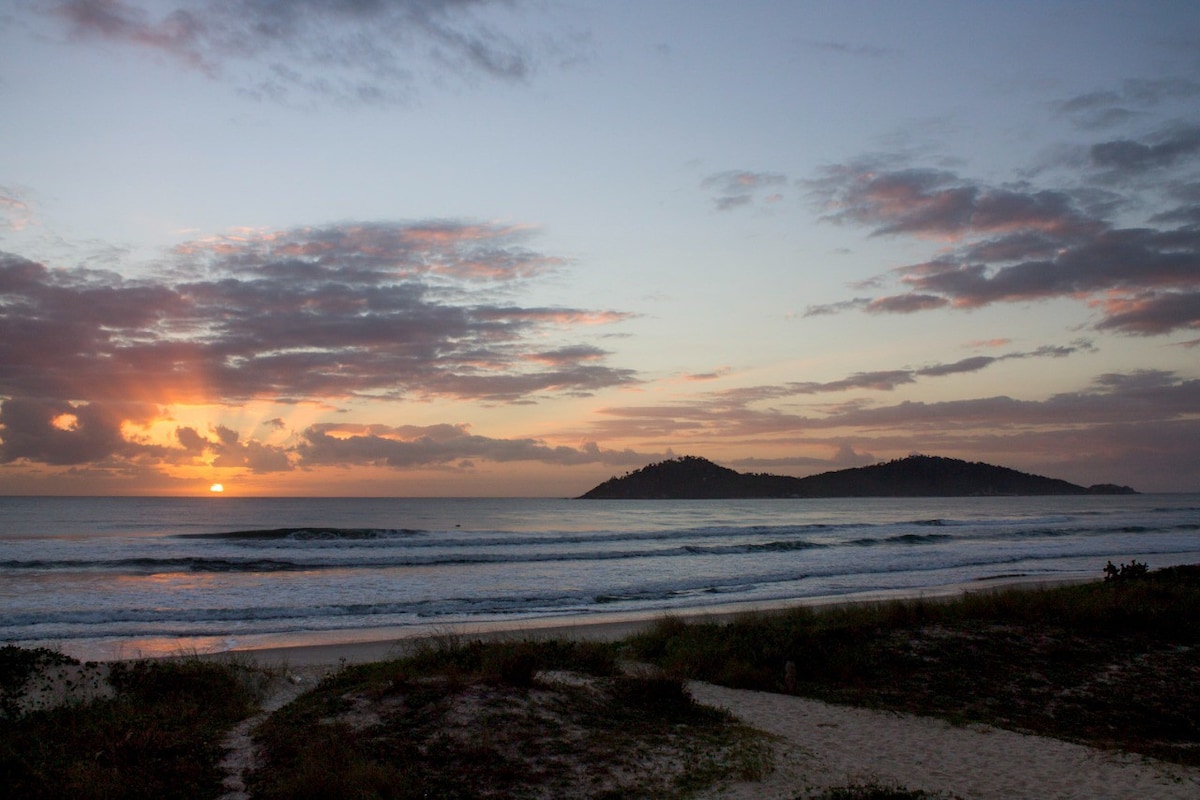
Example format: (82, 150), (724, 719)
(209, 483), (224, 493)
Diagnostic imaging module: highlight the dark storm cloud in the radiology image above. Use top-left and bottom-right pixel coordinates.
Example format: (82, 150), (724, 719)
(38, 0), (568, 104)
(0, 396), (156, 465)
(701, 170), (787, 211)
(805, 119), (1200, 335)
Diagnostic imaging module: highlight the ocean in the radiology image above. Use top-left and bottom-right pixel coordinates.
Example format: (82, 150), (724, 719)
(2, 494), (1199, 661)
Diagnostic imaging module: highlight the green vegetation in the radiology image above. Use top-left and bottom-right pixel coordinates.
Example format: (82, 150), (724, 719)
(579, 454), (1135, 499)
(628, 564), (1200, 766)
(3, 563), (1195, 797)
(0, 644), (78, 720)
(807, 783), (960, 800)
(0, 654), (262, 799)
(247, 636), (771, 799)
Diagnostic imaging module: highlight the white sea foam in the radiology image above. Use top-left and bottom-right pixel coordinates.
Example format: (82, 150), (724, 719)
(2, 495), (1198, 660)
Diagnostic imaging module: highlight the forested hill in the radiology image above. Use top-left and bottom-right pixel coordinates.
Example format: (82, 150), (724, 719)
(577, 455), (1137, 499)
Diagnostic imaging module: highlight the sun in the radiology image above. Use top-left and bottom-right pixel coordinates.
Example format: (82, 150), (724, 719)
(209, 483), (225, 494)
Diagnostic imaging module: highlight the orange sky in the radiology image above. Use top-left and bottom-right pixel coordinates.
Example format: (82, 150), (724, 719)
(2, 2), (1199, 494)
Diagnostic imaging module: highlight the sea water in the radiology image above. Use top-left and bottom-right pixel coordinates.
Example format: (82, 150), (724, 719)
(1, 494), (1198, 660)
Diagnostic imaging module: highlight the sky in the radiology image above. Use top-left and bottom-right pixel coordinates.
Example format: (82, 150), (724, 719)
(1, 0), (1199, 496)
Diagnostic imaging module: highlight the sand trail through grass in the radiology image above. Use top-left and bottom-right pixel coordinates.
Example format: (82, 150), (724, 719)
(686, 679), (1200, 800)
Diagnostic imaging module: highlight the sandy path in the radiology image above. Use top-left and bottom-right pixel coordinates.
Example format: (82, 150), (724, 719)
(688, 682), (1200, 799)
(217, 666), (334, 800)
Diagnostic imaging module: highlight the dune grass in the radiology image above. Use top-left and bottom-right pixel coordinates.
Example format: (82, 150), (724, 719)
(627, 564), (1200, 766)
(246, 636), (772, 799)
(0, 652), (264, 799)
(3, 564), (1195, 797)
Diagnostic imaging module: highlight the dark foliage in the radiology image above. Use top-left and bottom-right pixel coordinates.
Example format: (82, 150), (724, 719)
(0, 645), (78, 720)
(579, 454), (1136, 499)
(247, 638), (764, 799)
(0, 657), (257, 800)
(629, 564), (1200, 765)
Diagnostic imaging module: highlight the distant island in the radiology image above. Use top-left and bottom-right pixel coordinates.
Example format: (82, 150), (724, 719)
(577, 455), (1137, 499)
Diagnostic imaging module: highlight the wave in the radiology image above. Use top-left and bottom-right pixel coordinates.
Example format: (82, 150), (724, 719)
(0, 557), (318, 573)
(849, 532), (955, 546)
(5, 519), (1196, 576)
(180, 527), (427, 540)
(0, 545), (1126, 638)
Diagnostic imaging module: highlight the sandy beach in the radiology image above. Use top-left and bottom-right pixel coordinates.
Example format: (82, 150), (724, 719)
(13, 574), (1199, 799)
(687, 682), (1200, 799)
(197, 577), (1197, 800)
(198, 619), (1200, 800)
(188, 573), (1097, 668)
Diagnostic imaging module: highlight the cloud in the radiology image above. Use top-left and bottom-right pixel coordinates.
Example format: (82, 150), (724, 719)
(587, 338), (1101, 439)
(1090, 124), (1200, 176)
(802, 297), (871, 317)
(526, 345), (609, 366)
(805, 119), (1200, 335)
(583, 369), (1200, 490)
(0, 397), (156, 465)
(1094, 291), (1200, 335)
(35, 0), (572, 105)
(0, 220), (634, 411)
(1058, 78), (1200, 129)
(914, 356), (996, 377)
(865, 294), (948, 314)
(809, 164), (1099, 240)
(731, 442), (877, 472)
(296, 422), (654, 469)
(800, 40), (891, 59)
(0, 186), (33, 231)
(701, 170), (788, 211)
(0, 218), (644, 472)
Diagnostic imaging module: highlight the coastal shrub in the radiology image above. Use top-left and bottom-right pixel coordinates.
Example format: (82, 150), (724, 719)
(612, 670), (695, 714)
(809, 783), (959, 799)
(0, 645), (78, 720)
(626, 564), (1200, 766)
(481, 640), (541, 687)
(0, 655), (258, 799)
(249, 636), (768, 799)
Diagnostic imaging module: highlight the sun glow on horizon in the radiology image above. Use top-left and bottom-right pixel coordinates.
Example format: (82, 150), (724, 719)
(209, 483), (224, 493)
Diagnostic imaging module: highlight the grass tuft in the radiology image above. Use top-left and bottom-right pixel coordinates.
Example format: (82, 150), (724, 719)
(0, 654), (260, 799)
(248, 636), (769, 799)
(628, 563), (1200, 766)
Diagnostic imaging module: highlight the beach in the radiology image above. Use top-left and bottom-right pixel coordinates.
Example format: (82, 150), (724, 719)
(5, 496), (1199, 797)
(687, 681), (1200, 799)
(7, 493), (1200, 663)
(10, 572), (1200, 799)
(213, 587), (1200, 800)
(201, 572), (1092, 666)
